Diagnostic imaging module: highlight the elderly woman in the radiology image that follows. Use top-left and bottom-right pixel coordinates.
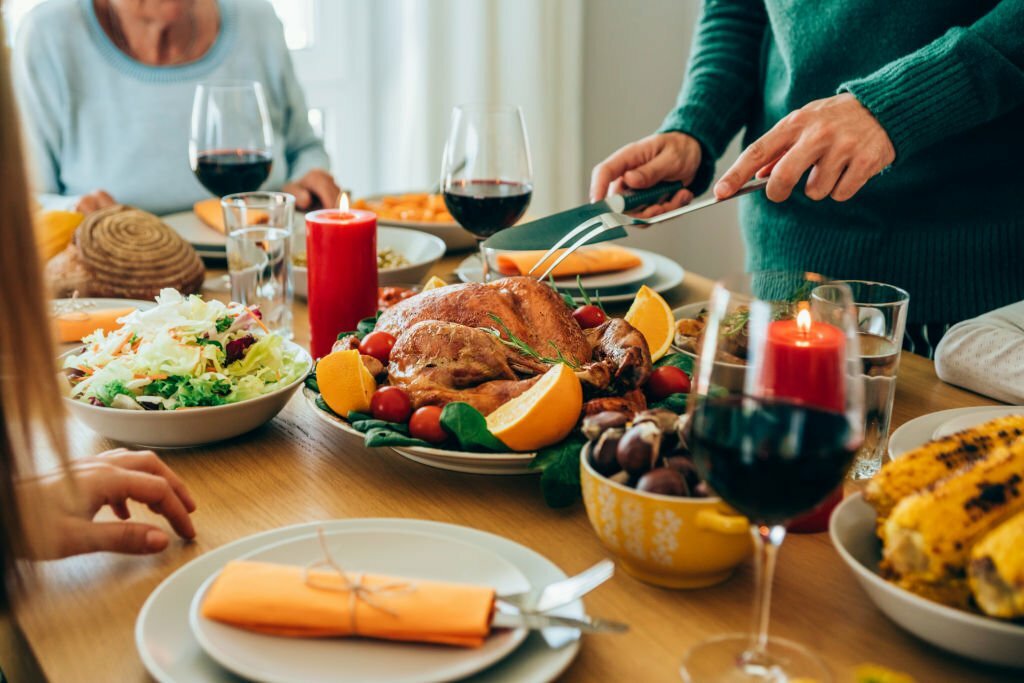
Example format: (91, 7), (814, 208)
(13, 0), (339, 214)
(591, 1), (1023, 357)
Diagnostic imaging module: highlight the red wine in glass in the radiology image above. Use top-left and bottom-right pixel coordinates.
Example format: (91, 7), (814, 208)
(193, 149), (273, 197)
(443, 179), (532, 238)
(689, 396), (858, 525)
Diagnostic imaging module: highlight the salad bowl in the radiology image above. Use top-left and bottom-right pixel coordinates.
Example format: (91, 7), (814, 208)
(63, 341), (312, 448)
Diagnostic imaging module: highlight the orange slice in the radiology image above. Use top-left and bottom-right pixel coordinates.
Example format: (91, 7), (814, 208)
(624, 285), (674, 361)
(316, 349), (376, 417)
(421, 276), (448, 291)
(485, 363), (582, 451)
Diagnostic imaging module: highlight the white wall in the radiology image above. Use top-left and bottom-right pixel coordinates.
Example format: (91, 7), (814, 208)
(581, 0), (746, 280)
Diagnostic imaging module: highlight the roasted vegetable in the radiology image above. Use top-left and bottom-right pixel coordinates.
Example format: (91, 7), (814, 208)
(866, 415), (1024, 521)
(882, 436), (1024, 589)
(969, 510), (1024, 619)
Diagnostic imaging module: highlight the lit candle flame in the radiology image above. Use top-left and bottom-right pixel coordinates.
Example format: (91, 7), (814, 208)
(338, 192), (350, 213)
(796, 301), (812, 334)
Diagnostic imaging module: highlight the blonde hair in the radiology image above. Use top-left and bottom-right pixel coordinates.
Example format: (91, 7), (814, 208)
(0, 16), (69, 599)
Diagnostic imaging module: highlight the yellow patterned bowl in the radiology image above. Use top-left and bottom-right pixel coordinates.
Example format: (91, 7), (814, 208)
(580, 453), (752, 589)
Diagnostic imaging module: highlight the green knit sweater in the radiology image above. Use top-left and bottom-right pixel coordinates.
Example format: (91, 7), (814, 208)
(659, 0), (1024, 323)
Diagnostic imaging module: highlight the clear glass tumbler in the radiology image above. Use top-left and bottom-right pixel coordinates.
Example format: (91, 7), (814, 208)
(817, 280), (909, 479)
(223, 192), (295, 338)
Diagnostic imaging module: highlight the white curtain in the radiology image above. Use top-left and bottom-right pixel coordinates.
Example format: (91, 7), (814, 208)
(367, 0), (584, 215)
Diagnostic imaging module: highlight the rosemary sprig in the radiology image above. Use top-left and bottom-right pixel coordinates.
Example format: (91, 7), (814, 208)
(486, 313), (580, 369)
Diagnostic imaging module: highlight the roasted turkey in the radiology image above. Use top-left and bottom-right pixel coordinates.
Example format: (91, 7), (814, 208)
(355, 277), (653, 416)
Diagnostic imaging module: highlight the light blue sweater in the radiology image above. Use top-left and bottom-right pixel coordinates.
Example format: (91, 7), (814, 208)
(13, 0), (330, 215)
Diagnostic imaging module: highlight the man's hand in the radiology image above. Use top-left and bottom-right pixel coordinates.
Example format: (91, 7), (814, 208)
(22, 448), (197, 559)
(715, 93), (895, 203)
(74, 190), (116, 214)
(282, 169), (342, 211)
(589, 132), (700, 218)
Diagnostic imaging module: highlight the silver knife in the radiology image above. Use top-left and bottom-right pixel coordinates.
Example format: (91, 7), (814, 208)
(492, 610), (628, 634)
(497, 559), (615, 614)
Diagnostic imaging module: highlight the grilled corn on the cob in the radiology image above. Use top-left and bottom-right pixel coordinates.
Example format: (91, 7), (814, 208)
(968, 509), (1024, 618)
(882, 436), (1024, 585)
(866, 415), (1024, 520)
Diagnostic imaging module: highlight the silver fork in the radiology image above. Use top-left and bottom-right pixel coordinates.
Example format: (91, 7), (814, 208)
(533, 177), (768, 281)
(498, 558), (614, 613)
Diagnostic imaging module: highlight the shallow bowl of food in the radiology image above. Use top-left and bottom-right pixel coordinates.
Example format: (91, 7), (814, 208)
(292, 227), (445, 297)
(830, 493), (1024, 668)
(672, 302), (746, 392)
(62, 342), (312, 448)
(355, 192), (477, 252)
(580, 451), (751, 589)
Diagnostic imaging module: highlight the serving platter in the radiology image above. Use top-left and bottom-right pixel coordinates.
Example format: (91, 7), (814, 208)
(830, 494), (1024, 668)
(303, 387), (537, 475)
(888, 406), (1024, 459)
(137, 519), (583, 683)
(189, 527), (530, 683)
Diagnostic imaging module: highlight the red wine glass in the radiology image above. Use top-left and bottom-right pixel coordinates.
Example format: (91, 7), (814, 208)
(681, 272), (864, 682)
(440, 104), (532, 282)
(190, 80), (274, 197)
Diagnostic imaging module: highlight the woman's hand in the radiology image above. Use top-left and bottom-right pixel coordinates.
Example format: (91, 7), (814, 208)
(282, 169), (342, 211)
(715, 93), (895, 203)
(589, 132), (700, 218)
(74, 190), (116, 214)
(21, 448), (197, 559)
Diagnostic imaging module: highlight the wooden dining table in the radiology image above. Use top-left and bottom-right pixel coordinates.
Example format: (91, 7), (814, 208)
(7, 254), (1018, 683)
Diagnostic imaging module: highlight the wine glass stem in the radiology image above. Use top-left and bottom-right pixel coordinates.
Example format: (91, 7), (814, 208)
(748, 524), (787, 655)
(478, 239), (491, 283)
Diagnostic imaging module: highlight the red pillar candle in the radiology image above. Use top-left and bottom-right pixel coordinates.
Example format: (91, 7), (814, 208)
(305, 197), (378, 359)
(760, 302), (847, 533)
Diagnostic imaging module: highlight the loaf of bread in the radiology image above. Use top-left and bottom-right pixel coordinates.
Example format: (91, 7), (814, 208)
(45, 205), (205, 299)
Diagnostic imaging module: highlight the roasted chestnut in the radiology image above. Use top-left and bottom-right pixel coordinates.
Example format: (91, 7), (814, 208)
(587, 428), (624, 477)
(616, 422), (662, 476)
(581, 411), (630, 441)
(664, 456), (702, 492)
(636, 467), (689, 496)
(632, 408), (680, 434)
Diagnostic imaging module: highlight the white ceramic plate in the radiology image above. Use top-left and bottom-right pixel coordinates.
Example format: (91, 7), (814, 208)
(62, 342), (312, 448)
(546, 251), (656, 291)
(162, 210), (228, 251)
(456, 249), (684, 304)
(830, 493), (1024, 668)
(190, 528), (529, 683)
(888, 406), (1024, 460)
(931, 406), (1024, 440)
(136, 518), (583, 683)
(303, 388), (537, 475)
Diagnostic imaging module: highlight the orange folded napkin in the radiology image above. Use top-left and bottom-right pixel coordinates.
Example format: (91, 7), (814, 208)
(201, 560), (496, 648)
(194, 198), (268, 234)
(55, 308), (136, 343)
(495, 245), (641, 278)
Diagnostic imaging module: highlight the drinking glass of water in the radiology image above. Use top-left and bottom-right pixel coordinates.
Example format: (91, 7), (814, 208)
(222, 192), (295, 338)
(816, 280), (909, 479)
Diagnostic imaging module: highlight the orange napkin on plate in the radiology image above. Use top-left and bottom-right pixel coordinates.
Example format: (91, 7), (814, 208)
(194, 198), (268, 234)
(495, 245), (641, 278)
(55, 308), (136, 343)
(201, 561), (495, 648)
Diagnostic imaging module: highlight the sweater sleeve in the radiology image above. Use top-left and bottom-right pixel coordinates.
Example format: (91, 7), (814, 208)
(11, 11), (66, 199)
(934, 301), (1024, 404)
(270, 25), (331, 182)
(840, 1), (1024, 163)
(657, 0), (768, 193)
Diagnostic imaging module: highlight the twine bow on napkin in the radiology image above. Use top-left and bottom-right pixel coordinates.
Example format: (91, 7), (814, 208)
(301, 528), (417, 635)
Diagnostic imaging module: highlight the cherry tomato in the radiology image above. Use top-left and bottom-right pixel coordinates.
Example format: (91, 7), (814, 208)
(409, 406), (448, 444)
(573, 304), (607, 329)
(646, 366), (691, 401)
(359, 331), (397, 364)
(370, 386), (413, 423)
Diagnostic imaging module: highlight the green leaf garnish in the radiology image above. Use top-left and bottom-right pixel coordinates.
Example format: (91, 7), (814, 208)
(486, 314), (580, 370)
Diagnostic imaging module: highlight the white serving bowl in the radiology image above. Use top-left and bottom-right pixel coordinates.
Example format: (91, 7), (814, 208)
(292, 227), (446, 298)
(62, 342), (312, 448)
(830, 493), (1024, 668)
(360, 192), (478, 252)
(672, 302), (746, 392)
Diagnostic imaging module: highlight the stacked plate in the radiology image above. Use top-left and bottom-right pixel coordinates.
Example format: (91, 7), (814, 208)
(137, 519), (583, 683)
(161, 210), (234, 260)
(456, 248), (684, 303)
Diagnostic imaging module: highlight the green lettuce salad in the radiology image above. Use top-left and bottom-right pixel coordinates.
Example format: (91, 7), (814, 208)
(62, 289), (306, 411)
